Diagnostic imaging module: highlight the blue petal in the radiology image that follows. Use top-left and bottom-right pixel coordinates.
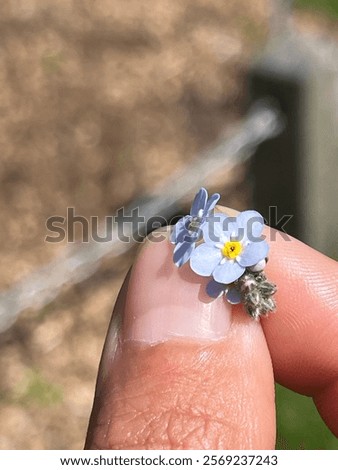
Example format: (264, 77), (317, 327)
(190, 188), (208, 217)
(226, 287), (242, 304)
(182, 230), (201, 244)
(213, 261), (245, 284)
(170, 226), (176, 244)
(236, 210), (264, 241)
(206, 279), (226, 298)
(202, 213), (234, 244)
(190, 243), (222, 276)
(237, 240), (269, 267)
(173, 241), (194, 267)
(203, 192), (220, 215)
(171, 215), (191, 244)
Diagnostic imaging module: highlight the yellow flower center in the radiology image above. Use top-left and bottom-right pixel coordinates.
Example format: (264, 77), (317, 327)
(222, 241), (242, 259)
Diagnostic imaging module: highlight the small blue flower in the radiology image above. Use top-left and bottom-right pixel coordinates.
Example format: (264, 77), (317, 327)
(171, 187), (220, 267)
(190, 210), (269, 284)
(206, 279), (242, 304)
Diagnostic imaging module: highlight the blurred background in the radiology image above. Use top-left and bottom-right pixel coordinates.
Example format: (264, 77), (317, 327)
(0, 0), (337, 449)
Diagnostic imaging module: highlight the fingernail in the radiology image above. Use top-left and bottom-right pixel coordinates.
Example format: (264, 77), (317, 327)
(122, 234), (232, 344)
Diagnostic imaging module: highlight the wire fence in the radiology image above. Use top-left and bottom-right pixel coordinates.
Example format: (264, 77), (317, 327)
(0, 100), (283, 333)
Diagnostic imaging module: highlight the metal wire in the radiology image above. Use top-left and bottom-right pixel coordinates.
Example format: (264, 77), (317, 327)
(0, 100), (283, 333)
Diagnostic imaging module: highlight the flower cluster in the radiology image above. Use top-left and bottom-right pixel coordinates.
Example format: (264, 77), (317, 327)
(171, 188), (276, 319)
(171, 187), (220, 267)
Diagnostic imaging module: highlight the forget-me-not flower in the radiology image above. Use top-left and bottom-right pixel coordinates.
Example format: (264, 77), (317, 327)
(171, 187), (220, 267)
(206, 279), (242, 304)
(190, 210), (269, 284)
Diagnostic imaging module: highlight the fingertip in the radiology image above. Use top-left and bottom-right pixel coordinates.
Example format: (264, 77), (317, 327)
(261, 232), (338, 393)
(87, 230), (276, 449)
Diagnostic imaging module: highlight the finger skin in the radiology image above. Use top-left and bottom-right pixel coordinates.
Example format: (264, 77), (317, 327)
(86, 239), (276, 450)
(263, 230), (337, 392)
(87, 328), (275, 450)
(313, 380), (338, 437)
(263, 232), (338, 436)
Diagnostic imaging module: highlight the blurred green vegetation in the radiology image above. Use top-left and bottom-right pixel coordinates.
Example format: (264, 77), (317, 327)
(294, 0), (338, 19)
(41, 52), (64, 75)
(275, 384), (338, 449)
(14, 370), (63, 407)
